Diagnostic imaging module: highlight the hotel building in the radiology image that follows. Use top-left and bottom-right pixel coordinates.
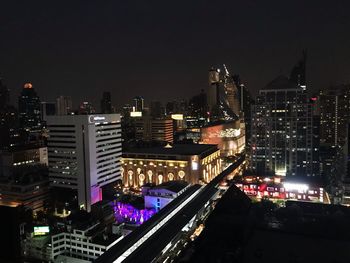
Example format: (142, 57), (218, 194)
(46, 114), (122, 212)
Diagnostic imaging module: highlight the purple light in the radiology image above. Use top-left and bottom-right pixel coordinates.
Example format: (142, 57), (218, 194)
(112, 202), (156, 225)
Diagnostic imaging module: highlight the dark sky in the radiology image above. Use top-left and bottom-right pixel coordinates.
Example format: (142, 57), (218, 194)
(1, 1), (350, 110)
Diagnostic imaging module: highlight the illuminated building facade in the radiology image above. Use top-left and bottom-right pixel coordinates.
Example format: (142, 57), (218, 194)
(46, 114), (122, 212)
(235, 177), (325, 203)
(318, 84), (350, 147)
(251, 76), (319, 178)
(122, 144), (221, 187)
(200, 120), (245, 157)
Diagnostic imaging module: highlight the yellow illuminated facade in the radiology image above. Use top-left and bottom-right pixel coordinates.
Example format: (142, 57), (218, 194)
(122, 148), (221, 187)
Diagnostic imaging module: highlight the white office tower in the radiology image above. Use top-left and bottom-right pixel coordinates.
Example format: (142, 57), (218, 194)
(46, 114), (122, 212)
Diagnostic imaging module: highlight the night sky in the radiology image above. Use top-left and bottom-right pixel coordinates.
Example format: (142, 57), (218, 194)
(1, 1), (350, 110)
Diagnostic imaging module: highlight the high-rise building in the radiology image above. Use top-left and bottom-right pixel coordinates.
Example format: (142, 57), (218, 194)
(101, 91), (112, 114)
(18, 83), (42, 131)
(251, 76), (319, 178)
(133, 96), (144, 112)
(135, 116), (173, 143)
(234, 75), (254, 146)
(46, 114), (122, 212)
(0, 78), (10, 109)
(56, 96), (72, 115)
(79, 101), (95, 115)
(207, 65), (240, 122)
(40, 102), (56, 120)
(150, 101), (165, 118)
(318, 84), (350, 147)
(0, 79), (18, 149)
(290, 50), (307, 89)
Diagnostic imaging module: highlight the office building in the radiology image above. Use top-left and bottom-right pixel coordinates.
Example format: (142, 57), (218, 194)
(251, 76), (319, 178)
(0, 144), (48, 177)
(122, 144), (221, 187)
(150, 101), (165, 118)
(135, 117), (174, 143)
(51, 223), (122, 262)
(46, 114), (122, 212)
(40, 102), (56, 120)
(18, 82), (42, 131)
(318, 84), (350, 147)
(101, 92), (112, 114)
(56, 96), (73, 115)
(0, 173), (50, 214)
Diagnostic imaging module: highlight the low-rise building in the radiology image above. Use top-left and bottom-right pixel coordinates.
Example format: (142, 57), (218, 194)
(122, 144), (221, 187)
(0, 144), (48, 177)
(0, 173), (50, 214)
(143, 181), (189, 211)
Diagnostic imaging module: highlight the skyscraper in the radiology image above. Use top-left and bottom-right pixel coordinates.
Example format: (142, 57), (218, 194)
(150, 101), (165, 119)
(135, 116), (174, 143)
(251, 76), (319, 178)
(290, 50), (307, 89)
(40, 102), (56, 120)
(18, 83), (42, 131)
(0, 78), (18, 149)
(207, 65), (240, 122)
(78, 101), (95, 115)
(101, 91), (112, 114)
(46, 114), (122, 212)
(0, 78), (10, 109)
(133, 96), (144, 112)
(318, 85), (350, 147)
(56, 96), (72, 115)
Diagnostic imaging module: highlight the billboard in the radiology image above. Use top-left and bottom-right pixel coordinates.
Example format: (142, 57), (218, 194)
(200, 121), (245, 157)
(33, 226), (50, 236)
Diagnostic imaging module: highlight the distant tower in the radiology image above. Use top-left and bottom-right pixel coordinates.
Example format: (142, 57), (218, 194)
(207, 67), (220, 112)
(18, 82), (42, 130)
(223, 64), (240, 117)
(133, 96), (144, 112)
(100, 91), (112, 114)
(56, 96), (72, 115)
(290, 50), (307, 90)
(79, 101), (95, 115)
(0, 78), (10, 110)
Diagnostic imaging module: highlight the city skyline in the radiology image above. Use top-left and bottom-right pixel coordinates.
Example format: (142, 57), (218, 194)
(2, 1), (350, 108)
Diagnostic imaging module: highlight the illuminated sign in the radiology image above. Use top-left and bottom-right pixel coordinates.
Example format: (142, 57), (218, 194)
(89, 116), (106, 123)
(171, 114), (184, 120)
(191, 156), (199, 170)
(283, 182), (309, 192)
(33, 226), (50, 236)
(130, 111), (142, 117)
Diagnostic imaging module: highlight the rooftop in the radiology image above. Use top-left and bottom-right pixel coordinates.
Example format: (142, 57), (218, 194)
(123, 143), (218, 156)
(147, 180), (189, 194)
(262, 75), (300, 91)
